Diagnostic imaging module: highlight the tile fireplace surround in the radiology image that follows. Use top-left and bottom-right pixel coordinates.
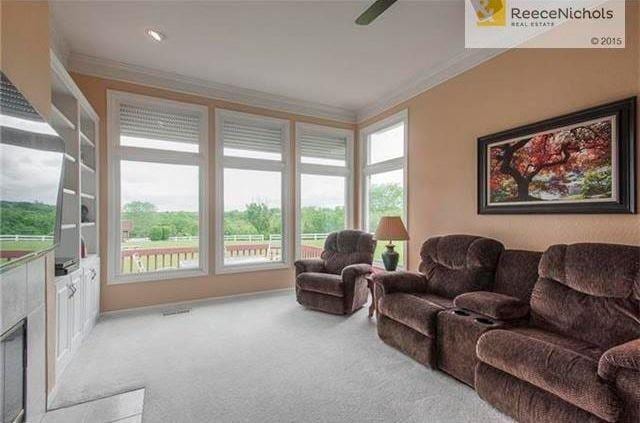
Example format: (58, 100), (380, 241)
(1, 255), (48, 423)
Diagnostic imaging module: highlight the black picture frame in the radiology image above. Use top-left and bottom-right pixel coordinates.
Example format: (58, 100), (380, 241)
(478, 97), (636, 215)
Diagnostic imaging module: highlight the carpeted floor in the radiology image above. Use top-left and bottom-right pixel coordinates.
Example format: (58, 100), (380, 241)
(51, 290), (512, 422)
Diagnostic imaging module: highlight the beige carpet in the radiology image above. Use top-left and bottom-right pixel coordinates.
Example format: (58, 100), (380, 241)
(51, 290), (512, 422)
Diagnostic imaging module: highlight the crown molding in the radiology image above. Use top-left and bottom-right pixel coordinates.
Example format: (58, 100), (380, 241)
(68, 53), (358, 123)
(356, 48), (506, 123)
(49, 19), (71, 68)
(67, 47), (508, 126)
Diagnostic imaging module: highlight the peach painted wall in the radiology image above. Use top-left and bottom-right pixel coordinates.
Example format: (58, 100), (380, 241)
(71, 73), (355, 312)
(0, 0), (50, 119)
(360, 2), (640, 271)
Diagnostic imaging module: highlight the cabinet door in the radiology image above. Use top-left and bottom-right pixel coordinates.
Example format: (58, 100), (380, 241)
(83, 267), (97, 329)
(93, 263), (100, 317)
(55, 278), (70, 362)
(71, 273), (83, 346)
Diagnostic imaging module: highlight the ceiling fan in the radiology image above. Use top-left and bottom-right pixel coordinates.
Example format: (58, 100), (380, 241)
(355, 0), (398, 25)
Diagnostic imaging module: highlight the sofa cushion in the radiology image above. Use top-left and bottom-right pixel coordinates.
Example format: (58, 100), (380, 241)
(531, 277), (640, 351)
(418, 235), (504, 299)
(476, 363), (605, 423)
(321, 230), (376, 275)
(296, 272), (343, 297)
(412, 293), (454, 309)
(454, 291), (529, 320)
(477, 328), (619, 422)
(539, 244), (640, 299)
(378, 293), (449, 338)
(493, 249), (542, 302)
(419, 235), (504, 271)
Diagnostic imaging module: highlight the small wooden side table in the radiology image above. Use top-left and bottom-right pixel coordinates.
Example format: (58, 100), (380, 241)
(366, 275), (377, 318)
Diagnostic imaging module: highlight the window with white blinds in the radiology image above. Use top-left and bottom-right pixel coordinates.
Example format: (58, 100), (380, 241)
(118, 102), (203, 153)
(107, 91), (209, 284)
(120, 103), (201, 143)
(222, 117), (285, 161)
(360, 110), (407, 268)
(295, 123), (353, 259)
(298, 131), (347, 166)
(215, 109), (291, 272)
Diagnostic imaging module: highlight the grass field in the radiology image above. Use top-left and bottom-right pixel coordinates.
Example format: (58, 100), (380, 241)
(0, 240), (53, 250)
(0, 240), (54, 264)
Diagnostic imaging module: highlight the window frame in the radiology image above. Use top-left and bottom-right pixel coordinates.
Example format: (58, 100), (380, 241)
(214, 109), (292, 274)
(295, 123), (354, 259)
(106, 90), (209, 285)
(359, 109), (409, 267)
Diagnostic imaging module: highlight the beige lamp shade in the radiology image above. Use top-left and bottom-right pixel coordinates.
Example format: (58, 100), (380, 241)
(375, 216), (409, 242)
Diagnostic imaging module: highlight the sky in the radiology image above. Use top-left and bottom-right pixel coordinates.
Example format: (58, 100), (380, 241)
(119, 123), (404, 213)
(1, 137), (65, 206)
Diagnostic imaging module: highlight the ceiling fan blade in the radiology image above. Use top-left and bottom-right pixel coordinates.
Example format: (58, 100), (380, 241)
(355, 0), (398, 25)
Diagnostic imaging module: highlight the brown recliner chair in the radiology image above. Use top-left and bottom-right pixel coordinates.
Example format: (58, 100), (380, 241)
(295, 230), (376, 315)
(373, 234), (504, 367)
(476, 243), (640, 423)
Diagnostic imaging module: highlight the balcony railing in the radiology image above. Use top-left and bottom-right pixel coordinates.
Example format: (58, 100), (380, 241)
(120, 233), (329, 274)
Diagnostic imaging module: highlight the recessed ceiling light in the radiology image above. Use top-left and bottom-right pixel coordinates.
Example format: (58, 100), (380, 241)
(146, 29), (165, 42)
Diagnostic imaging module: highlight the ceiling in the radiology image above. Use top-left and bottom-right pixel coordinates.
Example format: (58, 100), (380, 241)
(51, 1), (500, 122)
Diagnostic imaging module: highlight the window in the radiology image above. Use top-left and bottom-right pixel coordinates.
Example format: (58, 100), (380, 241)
(107, 91), (208, 283)
(296, 123), (353, 258)
(215, 109), (291, 273)
(360, 110), (408, 267)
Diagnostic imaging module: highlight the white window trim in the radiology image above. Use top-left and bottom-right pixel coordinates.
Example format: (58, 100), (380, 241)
(295, 122), (355, 259)
(106, 90), (210, 285)
(359, 109), (409, 267)
(214, 109), (292, 274)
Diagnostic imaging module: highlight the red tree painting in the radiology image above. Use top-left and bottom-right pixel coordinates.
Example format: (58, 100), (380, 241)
(489, 117), (614, 203)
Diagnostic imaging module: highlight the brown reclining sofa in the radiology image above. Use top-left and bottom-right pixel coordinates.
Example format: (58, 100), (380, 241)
(476, 243), (640, 423)
(373, 236), (639, 423)
(373, 234), (506, 367)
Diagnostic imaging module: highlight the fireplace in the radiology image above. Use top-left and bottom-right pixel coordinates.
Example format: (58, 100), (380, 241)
(1, 319), (26, 423)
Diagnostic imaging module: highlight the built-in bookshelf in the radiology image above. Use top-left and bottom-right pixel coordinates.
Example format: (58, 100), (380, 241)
(48, 51), (100, 265)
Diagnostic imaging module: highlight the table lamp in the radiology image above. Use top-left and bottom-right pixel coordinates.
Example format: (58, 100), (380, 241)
(374, 216), (409, 271)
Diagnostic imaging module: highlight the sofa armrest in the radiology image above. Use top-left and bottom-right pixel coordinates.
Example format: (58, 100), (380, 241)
(294, 258), (325, 277)
(598, 338), (640, 381)
(341, 263), (373, 284)
(373, 271), (427, 299)
(453, 291), (530, 320)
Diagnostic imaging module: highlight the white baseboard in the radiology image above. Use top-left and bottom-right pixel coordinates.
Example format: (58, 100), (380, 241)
(100, 287), (294, 317)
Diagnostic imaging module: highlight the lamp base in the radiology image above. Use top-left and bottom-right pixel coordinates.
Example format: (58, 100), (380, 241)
(381, 244), (399, 271)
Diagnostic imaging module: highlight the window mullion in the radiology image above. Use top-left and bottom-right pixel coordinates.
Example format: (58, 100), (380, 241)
(363, 157), (404, 175)
(299, 163), (350, 176)
(222, 156), (284, 171)
(118, 145), (201, 166)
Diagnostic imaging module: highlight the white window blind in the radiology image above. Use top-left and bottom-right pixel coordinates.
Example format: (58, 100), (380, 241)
(222, 120), (283, 154)
(299, 132), (347, 162)
(119, 103), (201, 145)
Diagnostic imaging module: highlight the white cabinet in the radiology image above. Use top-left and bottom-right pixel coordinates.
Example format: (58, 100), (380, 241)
(83, 259), (100, 330)
(54, 275), (72, 377)
(53, 257), (100, 380)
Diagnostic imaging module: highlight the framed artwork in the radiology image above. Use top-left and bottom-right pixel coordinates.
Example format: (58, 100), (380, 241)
(478, 97), (636, 214)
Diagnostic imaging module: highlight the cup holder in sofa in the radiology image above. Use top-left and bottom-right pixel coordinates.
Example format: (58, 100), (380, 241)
(475, 317), (495, 325)
(453, 309), (470, 317)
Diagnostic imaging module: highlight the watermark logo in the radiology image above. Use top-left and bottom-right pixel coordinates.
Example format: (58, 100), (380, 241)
(465, 0), (625, 48)
(471, 0), (506, 27)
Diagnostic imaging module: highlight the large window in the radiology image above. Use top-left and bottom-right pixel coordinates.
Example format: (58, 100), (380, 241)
(107, 91), (208, 283)
(296, 123), (353, 258)
(360, 110), (408, 267)
(215, 109), (291, 273)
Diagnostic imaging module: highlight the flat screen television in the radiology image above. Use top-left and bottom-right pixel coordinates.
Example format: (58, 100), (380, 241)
(0, 72), (66, 271)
